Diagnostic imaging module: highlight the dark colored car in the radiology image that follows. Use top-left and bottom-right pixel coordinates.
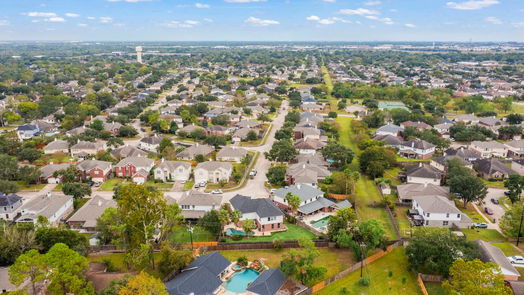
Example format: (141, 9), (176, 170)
(491, 198), (499, 205)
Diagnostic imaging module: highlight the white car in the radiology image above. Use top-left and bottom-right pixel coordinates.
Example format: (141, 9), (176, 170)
(508, 256), (524, 265)
(211, 189), (223, 194)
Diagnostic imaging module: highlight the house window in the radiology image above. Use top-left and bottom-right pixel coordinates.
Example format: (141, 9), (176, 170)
(278, 223), (281, 228)
(446, 213), (449, 218)
(425, 220), (429, 226)
(426, 213), (430, 217)
(271, 224), (274, 229)
(457, 214), (461, 218)
(443, 221), (449, 226)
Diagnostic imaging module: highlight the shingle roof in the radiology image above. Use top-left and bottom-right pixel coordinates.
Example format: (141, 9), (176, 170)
(40, 163), (71, 179)
(397, 183), (449, 201)
(402, 139), (436, 150)
(43, 140), (69, 151)
(67, 196), (116, 228)
(474, 158), (516, 176)
(17, 194), (72, 221)
(165, 252), (231, 295)
(299, 198), (336, 215)
(216, 146), (248, 159)
(156, 160), (191, 171)
(140, 135), (164, 145)
(413, 195), (460, 214)
(77, 160), (112, 171)
(231, 195), (283, 218)
(195, 161), (232, 172)
(179, 190), (223, 207)
(110, 145), (147, 158)
(0, 192), (22, 207)
(114, 156), (154, 168)
(247, 269), (287, 295)
(406, 164), (442, 179)
(376, 123), (404, 134)
(177, 144), (214, 159)
(475, 240), (520, 278)
(274, 184), (324, 202)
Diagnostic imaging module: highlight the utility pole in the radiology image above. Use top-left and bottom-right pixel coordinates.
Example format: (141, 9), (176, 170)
(359, 242), (366, 278)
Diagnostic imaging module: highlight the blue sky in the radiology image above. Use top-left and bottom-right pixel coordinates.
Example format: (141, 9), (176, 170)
(0, 0), (523, 41)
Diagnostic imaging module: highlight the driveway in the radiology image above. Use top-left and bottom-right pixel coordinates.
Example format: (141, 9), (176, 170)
(481, 188), (508, 224)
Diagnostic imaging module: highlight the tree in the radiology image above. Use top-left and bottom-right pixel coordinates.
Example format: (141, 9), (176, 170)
(199, 210), (222, 237)
(0, 154), (20, 180)
(266, 139), (298, 162)
(17, 148), (42, 163)
(204, 135), (227, 148)
(504, 174), (524, 204)
(246, 130), (258, 141)
(362, 110), (385, 128)
(405, 228), (480, 277)
(53, 165), (81, 183)
(118, 126), (138, 138)
(280, 238), (326, 285)
(0, 225), (38, 266)
(334, 219), (386, 260)
(327, 207), (357, 241)
(61, 182), (91, 198)
(0, 179), (19, 193)
(158, 137), (174, 154)
(90, 119), (104, 131)
(443, 259), (512, 295)
(8, 249), (47, 295)
(96, 207), (123, 245)
(158, 244), (193, 277)
(285, 193), (301, 214)
(449, 172), (487, 208)
(118, 272), (168, 295)
(116, 184), (166, 249)
(242, 219), (256, 237)
(321, 143), (354, 168)
(266, 165), (286, 186)
(45, 243), (94, 295)
(359, 146), (397, 178)
(35, 227), (88, 255)
(328, 111), (337, 119)
(500, 201), (524, 238)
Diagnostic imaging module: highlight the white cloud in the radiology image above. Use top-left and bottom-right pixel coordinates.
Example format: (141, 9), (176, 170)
(185, 20), (200, 25)
(77, 23), (88, 27)
(306, 15), (320, 21)
(306, 15), (351, 25)
(87, 16), (96, 20)
(245, 16), (279, 26)
(26, 12), (57, 17)
(322, 0), (336, 3)
(225, 0), (267, 2)
(365, 15), (394, 24)
(365, 15), (378, 20)
(45, 17), (65, 22)
(164, 20), (194, 28)
(485, 16), (502, 24)
(364, 1), (381, 6)
(0, 20), (9, 26)
(404, 23), (416, 28)
(512, 22), (524, 28)
(446, 0), (499, 10)
(338, 8), (379, 15)
(100, 17), (113, 23)
(195, 3), (210, 8)
(203, 18), (214, 22)
(65, 13), (80, 18)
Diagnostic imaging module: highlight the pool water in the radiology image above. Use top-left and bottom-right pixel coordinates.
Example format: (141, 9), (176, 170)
(311, 216), (330, 228)
(224, 268), (260, 293)
(226, 228), (246, 236)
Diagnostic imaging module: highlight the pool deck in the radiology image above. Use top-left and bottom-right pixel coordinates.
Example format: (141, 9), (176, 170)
(302, 212), (335, 233)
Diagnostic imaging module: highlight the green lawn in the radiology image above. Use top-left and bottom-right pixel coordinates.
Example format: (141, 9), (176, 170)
(87, 252), (162, 278)
(220, 248), (355, 286)
(145, 180), (173, 191)
(170, 226), (216, 243)
(314, 247), (422, 295)
(99, 178), (126, 191)
(461, 228), (506, 242)
(335, 116), (398, 240)
(384, 167), (402, 186)
(320, 65), (337, 113)
(425, 282), (447, 295)
(183, 180), (194, 190)
(481, 178), (506, 188)
(456, 202), (488, 223)
(492, 242), (522, 256)
(13, 181), (46, 191)
(394, 206), (412, 238)
(225, 222), (317, 243)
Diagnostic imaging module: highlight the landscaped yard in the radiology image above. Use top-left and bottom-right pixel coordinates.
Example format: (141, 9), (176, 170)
(183, 180), (194, 190)
(461, 228), (506, 242)
(220, 248), (355, 286)
(12, 181), (46, 191)
(314, 247), (422, 295)
(170, 225), (216, 243)
(144, 180), (173, 191)
(384, 167), (402, 186)
(87, 252), (162, 278)
(394, 206), (412, 237)
(224, 222), (317, 243)
(456, 202), (488, 223)
(99, 178), (126, 191)
(481, 178), (506, 188)
(492, 242), (521, 256)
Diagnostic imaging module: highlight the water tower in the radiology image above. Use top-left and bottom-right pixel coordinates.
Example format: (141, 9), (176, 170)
(136, 46), (143, 64)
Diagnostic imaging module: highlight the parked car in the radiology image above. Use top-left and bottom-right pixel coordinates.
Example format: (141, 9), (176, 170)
(508, 256), (524, 265)
(505, 191), (511, 196)
(194, 183), (200, 188)
(473, 222), (488, 229)
(249, 169), (257, 179)
(484, 207), (494, 215)
(211, 189), (223, 194)
(490, 198), (499, 205)
(87, 181), (94, 187)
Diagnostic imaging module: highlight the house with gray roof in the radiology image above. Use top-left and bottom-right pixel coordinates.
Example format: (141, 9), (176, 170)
(474, 158), (516, 179)
(505, 139), (524, 157)
(154, 160), (191, 182)
(43, 139), (69, 154)
(216, 146), (248, 163)
(406, 164), (443, 185)
(194, 161), (232, 184)
(399, 139), (436, 159)
(375, 123), (404, 137)
(286, 162), (330, 187)
(230, 195), (284, 233)
(475, 240), (520, 281)
(40, 163), (71, 184)
(273, 184), (336, 216)
(469, 141), (508, 158)
(232, 127), (259, 143)
(397, 183), (449, 203)
(139, 134), (164, 152)
(246, 269), (288, 295)
(444, 146), (481, 162)
(67, 195), (116, 232)
(373, 134), (403, 149)
(114, 156), (155, 184)
(430, 155), (473, 172)
(110, 145), (147, 159)
(236, 120), (261, 129)
(412, 195), (471, 228)
(165, 252), (231, 295)
(0, 192), (23, 221)
(77, 160), (113, 183)
(179, 191), (223, 219)
(70, 140), (106, 158)
(16, 193), (74, 225)
(177, 143), (214, 161)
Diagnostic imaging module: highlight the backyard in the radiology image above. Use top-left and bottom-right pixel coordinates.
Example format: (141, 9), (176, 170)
(170, 225), (216, 243)
(99, 178), (126, 191)
(220, 248), (354, 286)
(224, 222), (317, 242)
(87, 252), (162, 278)
(314, 247), (422, 295)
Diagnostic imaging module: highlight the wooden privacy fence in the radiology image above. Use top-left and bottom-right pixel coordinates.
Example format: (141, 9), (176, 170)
(200, 240), (331, 251)
(417, 274), (429, 295)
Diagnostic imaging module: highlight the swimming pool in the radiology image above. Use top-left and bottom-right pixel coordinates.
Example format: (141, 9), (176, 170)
(226, 228), (253, 236)
(224, 268), (260, 293)
(311, 216), (330, 228)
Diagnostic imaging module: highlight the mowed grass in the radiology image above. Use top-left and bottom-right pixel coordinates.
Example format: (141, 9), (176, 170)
(456, 201), (489, 223)
(220, 248), (354, 286)
(170, 226), (216, 243)
(314, 247), (422, 295)
(492, 242), (522, 256)
(99, 178), (126, 191)
(224, 223), (317, 243)
(336, 116), (398, 240)
(87, 252), (162, 278)
(461, 228), (506, 242)
(320, 65), (338, 113)
(394, 206), (413, 238)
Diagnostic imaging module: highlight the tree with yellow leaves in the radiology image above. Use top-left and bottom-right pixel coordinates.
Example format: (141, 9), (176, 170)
(118, 272), (167, 295)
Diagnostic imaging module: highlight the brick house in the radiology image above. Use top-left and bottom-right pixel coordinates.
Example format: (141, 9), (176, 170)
(114, 157), (155, 182)
(76, 160), (113, 183)
(230, 194), (284, 233)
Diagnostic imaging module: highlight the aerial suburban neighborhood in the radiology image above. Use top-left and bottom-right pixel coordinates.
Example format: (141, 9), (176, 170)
(1, 3), (524, 294)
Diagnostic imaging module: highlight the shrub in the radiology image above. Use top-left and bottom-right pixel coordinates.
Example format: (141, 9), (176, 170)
(273, 238), (283, 250)
(286, 216), (297, 224)
(101, 257), (119, 272)
(388, 270), (393, 277)
(358, 277), (370, 286)
(237, 256), (248, 266)
(339, 287), (350, 295)
(231, 234), (244, 241)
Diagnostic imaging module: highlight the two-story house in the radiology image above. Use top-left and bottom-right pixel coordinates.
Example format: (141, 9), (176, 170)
(505, 140), (524, 157)
(216, 146), (248, 163)
(406, 164), (443, 185)
(194, 161), (233, 184)
(17, 124), (40, 140)
(176, 143), (214, 161)
(0, 192), (23, 221)
(114, 157), (155, 184)
(230, 194), (285, 233)
(412, 195), (471, 228)
(179, 190), (223, 219)
(469, 141), (508, 158)
(70, 140), (106, 158)
(76, 160), (113, 183)
(138, 135), (164, 153)
(154, 160), (191, 182)
(273, 184), (336, 216)
(16, 193), (74, 225)
(43, 139), (69, 154)
(399, 139), (436, 159)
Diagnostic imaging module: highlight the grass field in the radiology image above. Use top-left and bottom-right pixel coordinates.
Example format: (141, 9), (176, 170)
(170, 225), (216, 243)
(394, 206), (412, 237)
(224, 222), (317, 242)
(492, 242), (522, 256)
(13, 181), (46, 191)
(456, 202), (489, 223)
(336, 116), (398, 240)
(320, 65), (338, 113)
(384, 167), (402, 186)
(145, 180), (173, 191)
(314, 247), (422, 295)
(481, 178), (506, 188)
(87, 252), (162, 278)
(183, 180), (194, 190)
(461, 228), (506, 242)
(425, 282), (447, 295)
(99, 178), (126, 191)
(220, 248), (354, 286)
